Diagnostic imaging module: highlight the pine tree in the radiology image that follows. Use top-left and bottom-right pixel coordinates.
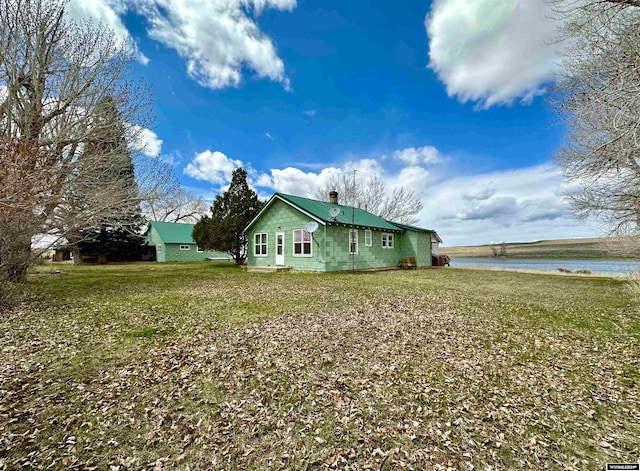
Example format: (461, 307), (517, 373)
(192, 168), (264, 265)
(74, 97), (144, 263)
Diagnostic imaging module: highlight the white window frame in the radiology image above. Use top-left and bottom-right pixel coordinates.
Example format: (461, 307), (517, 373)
(293, 229), (313, 257)
(349, 229), (358, 255)
(364, 229), (372, 247)
(254, 233), (268, 257)
(180, 244), (190, 251)
(156, 245), (163, 253)
(197, 246), (204, 253)
(382, 233), (394, 249)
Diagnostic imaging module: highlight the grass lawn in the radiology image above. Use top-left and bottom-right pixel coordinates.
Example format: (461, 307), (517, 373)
(1, 262), (639, 470)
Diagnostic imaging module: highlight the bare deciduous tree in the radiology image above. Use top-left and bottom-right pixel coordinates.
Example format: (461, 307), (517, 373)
(549, 0), (640, 235)
(0, 141), (48, 284)
(490, 241), (508, 258)
(316, 174), (424, 225)
(0, 0), (152, 282)
(140, 169), (209, 224)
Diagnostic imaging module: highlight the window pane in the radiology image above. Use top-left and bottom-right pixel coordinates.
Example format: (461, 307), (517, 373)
(303, 243), (311, 254)
(303, 231), (311, 242)
(294, 242), (302, 254)
(294, 230), (301, 243)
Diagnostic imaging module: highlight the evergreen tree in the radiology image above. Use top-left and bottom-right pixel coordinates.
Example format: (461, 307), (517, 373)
(74, 97), (144, 263)
(192, 168), (264, 265)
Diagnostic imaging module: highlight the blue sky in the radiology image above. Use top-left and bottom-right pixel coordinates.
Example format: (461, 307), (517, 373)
(67, 0), (603, 245)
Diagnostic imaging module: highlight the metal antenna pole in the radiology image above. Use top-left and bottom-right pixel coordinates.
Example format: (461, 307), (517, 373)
(352, 169), (356, 272)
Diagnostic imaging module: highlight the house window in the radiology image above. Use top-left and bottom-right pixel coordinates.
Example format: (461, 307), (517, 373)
(254, 233), (268, 256)
(382, 233), (394, 249)
(180, 244), (190, 251)
(197, 247), (204, 253)
(293, 229), (312, 257)
(156, 245), (163, 253)
(349, 229), (358, 255)
(365, 229), (372, 247)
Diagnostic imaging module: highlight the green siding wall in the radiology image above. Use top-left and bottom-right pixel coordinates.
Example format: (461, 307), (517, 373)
(397, 231), (432, 267)
(414, 232), (432, 267)
(164, 243), (229, 262)
(145, 225), (229, 262)
(247, 200), (328, 271)
(146, 226), (166, 262)
(247, 200), (433, 271)
(324, 226), (403, 271)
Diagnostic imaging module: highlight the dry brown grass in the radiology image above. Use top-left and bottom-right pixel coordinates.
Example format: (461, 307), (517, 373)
(444, 237), (634, 260)
(0, 262), (638, 470)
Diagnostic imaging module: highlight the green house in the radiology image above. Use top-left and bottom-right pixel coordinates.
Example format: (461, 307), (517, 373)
(144, 221), (230, 262)
(245, 192), (441, 272)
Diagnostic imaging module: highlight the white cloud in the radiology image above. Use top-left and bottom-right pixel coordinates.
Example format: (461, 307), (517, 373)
(426, 0), (562, 108)
(264, 132), (273, 140)
(391, 165), (432, 196)
(65, 0), (295, 88)
(184, 150), (242, 184)
(268, 167), (342, 197)
(130, 125), (163, 158)
(456, 195), (518, 220)
(343, 158), (384, 179)
(65, 0), (149, 64)
(461, 187), (495, 201)
(303, 109), (317, 117)
(422, 165), (598, 245)
(256, 173), (275, 187)
(393, 146), (442, 166)
(141, 0), (295, 89)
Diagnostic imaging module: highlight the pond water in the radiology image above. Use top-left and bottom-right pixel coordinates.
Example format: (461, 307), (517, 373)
(449, 257), (640, 275)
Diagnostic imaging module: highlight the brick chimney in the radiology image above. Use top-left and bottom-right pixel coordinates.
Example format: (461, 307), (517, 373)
(329, 190), (338, 204)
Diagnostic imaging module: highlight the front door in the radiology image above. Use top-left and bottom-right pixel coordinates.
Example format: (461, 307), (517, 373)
(275, 232), (285, 265)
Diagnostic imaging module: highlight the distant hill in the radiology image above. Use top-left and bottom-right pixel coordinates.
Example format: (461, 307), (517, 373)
(442, 237), (636, 260)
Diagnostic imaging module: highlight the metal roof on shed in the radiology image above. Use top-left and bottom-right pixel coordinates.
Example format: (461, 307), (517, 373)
(147, 221), (197, 244)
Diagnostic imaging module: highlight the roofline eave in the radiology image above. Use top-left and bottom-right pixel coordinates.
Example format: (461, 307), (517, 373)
(327, 221), (403, 233)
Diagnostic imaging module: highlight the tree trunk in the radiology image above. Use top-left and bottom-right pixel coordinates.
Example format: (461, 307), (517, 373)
(7, 242), (31, 283)
(72, 247), (84, 265)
